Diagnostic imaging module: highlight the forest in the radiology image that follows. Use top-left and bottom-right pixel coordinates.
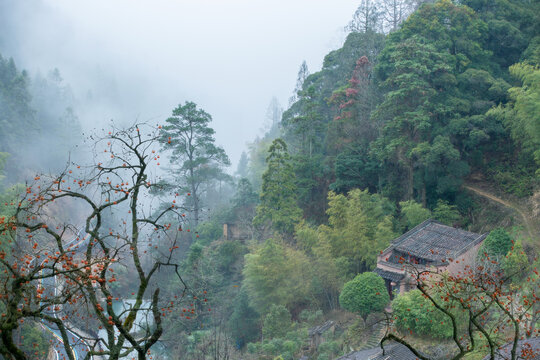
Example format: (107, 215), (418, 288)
(0, 0), (539, 359)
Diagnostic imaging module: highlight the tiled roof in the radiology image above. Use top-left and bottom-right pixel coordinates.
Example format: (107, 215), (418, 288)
(370, 343), (421, 360)
(481, 337), (540, 360)
(338, 337), (540, 360)
(390, 219), (486, 262)
(335, 347), (379, 359)
(374, 268), (405, 282)
(336, 343), (422, 360)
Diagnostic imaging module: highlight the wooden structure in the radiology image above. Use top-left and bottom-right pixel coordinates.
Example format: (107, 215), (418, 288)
(308, 321), (336, 350)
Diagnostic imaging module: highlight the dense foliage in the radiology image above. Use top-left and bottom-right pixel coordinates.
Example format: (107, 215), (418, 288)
(180, 0), (539, 357)
(0, 0), (539, 358)
(319, 189), (396, 273)
(0, 54), (81, 182)
(253, 139), (302, 238)
(480, 227), (513, 258)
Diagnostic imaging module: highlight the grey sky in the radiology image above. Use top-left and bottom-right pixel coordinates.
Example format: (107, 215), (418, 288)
(1, 0), (359, 169)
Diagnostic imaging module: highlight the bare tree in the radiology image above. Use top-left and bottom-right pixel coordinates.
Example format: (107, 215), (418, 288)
(409, 0), (436, 12)
(0, 123), (193, 360)
(262, 97), (283, 134)
(288, 61), (310, 106)
(346, 0), (382, 33)
(380, 0), (412, 32)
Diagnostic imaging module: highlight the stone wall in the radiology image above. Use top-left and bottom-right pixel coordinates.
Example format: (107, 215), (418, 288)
(223, 223), (250, 240)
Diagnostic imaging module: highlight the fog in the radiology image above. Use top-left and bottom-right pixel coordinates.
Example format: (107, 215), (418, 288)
(0, 0), (359, 169)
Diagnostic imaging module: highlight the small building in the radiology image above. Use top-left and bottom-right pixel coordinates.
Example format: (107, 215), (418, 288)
(375, 219), (487, 298)
(222, 223), (251, 241)
(308, 321), (337, 350)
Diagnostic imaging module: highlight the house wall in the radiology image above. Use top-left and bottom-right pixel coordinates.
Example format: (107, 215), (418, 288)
(223, 223), (251, 240)
(223, 223), (229, 239)
(399, 241), (484, 294)
(376, 240), (484, 296)
(376, 261), (406, 274)
(439, 241), (483, 274)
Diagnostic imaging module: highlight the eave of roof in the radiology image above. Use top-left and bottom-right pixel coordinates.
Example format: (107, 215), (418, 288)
(374, 268), (405, 282)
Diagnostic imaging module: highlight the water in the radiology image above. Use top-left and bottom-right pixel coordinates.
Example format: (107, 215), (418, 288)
(97, 299), (164, 359)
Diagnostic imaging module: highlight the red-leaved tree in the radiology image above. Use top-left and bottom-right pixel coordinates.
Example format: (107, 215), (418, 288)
(381, 252), (540, 360)
(0, 123), (198, 360)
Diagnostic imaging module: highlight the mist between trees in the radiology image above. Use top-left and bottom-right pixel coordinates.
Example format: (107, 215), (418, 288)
(0, 0), (539, 359)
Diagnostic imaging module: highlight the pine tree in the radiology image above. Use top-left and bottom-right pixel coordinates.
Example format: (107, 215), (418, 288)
(253, 139), (302, 238)
(160, 101), (230, 226)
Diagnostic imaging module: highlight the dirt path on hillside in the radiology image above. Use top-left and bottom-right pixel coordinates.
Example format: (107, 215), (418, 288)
(464, 184), (536, 240)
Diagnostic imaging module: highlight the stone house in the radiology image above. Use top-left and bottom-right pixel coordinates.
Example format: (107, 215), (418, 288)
(222, 222), (251, 241)
(375, 219), (487, 298)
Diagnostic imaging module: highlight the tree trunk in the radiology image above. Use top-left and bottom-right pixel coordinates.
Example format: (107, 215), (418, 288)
(406, 162), (414, 200)
(193, 192), (199, 228)
(189, 164), (199, 228)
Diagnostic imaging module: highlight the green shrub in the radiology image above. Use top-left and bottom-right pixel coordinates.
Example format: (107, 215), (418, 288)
(299, 309), (323, 324)
(503, 239), (529, 281)
(480, 228), (512, 258)
(261, 341), (278, 355)
(432, 200), (461, 225)
(216, 241), (246, 273)
(247, 342), (260, 354)
(339, 272), (389, 320)
(282, 340), (299, 354)
(392, 289), (457, 339)
(318, 340), (341, 358)
(195, 220), (223, 245)
(228, 288), (260, 347)
(263, 304), (292, 339)
(491, 168), (535, 197)
(256, 337), (300, 360)
(400, 200), (431, 230)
